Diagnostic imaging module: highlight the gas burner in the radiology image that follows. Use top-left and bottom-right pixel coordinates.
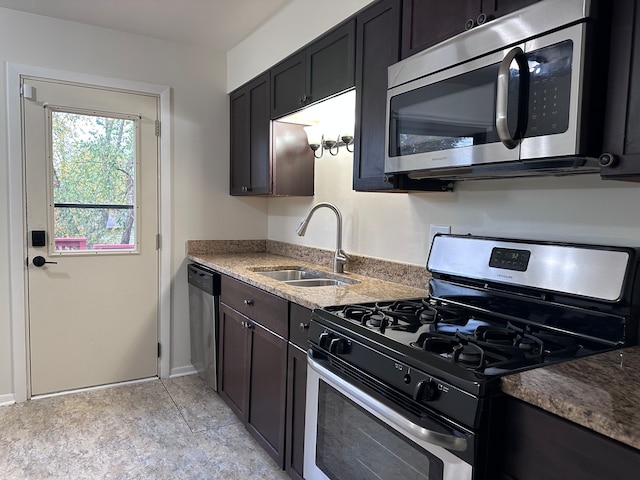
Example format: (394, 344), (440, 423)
(408, 320), (585, 373)
(367, 312), (388, 328)
(339, 305), (395, 333)
(419, 301), (465, 324)
(342, 306), (375, 323)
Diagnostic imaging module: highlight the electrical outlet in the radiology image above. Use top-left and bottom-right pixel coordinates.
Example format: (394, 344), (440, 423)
(429, 224), (451, 245)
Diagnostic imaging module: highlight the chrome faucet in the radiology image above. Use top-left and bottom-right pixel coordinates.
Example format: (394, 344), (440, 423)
(296, 202), (349, 273)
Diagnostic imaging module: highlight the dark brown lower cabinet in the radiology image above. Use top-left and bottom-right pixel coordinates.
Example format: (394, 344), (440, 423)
(500, 396), (640, 480)
(285, 345), (307, 480)
(219, 304), (249, 419)
(219, 303), (287, 467)
(247, 319), (288, 465)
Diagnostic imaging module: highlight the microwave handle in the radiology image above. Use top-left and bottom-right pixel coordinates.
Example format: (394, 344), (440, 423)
(496, 46), (524, 149)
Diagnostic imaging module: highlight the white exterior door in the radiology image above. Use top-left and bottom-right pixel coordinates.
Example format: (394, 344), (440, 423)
(23, 77), (160, 396)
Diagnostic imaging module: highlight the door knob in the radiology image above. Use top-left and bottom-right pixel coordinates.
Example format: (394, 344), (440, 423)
(33, 256), (58, 267)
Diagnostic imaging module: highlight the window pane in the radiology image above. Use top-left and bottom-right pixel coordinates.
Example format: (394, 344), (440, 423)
(50, 110), (137, 252)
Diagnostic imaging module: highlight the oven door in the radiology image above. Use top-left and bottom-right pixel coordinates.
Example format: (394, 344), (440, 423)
(304, 357), (473, 480)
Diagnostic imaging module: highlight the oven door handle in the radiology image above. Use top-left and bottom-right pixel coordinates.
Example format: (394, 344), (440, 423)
(308, 357), (468, 452)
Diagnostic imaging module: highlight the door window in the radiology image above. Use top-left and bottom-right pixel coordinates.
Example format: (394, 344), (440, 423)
(47, 107), (139, 253)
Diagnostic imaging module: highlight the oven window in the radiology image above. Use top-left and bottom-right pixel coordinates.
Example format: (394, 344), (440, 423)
(389, 64), (504, 157)
(316, 380), (444, 480)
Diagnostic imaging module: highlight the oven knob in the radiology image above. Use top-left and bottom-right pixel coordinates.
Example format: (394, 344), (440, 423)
(318, 332), (331, 349)
(329, 337), (346, 355)
(414, 380), (438, 402)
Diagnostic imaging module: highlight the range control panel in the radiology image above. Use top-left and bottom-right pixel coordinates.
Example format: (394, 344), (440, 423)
(308, 321), (480, 429)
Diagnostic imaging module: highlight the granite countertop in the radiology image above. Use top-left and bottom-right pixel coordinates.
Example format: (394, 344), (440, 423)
(501, 346), (640, 450)
(187, 240), (429, 310)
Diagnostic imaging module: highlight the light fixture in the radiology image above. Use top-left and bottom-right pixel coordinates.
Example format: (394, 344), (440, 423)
(304, 127), (354, 158)
(287, 90), (355, 159)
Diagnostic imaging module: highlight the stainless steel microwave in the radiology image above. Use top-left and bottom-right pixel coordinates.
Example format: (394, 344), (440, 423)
(385, 0), (608, 181)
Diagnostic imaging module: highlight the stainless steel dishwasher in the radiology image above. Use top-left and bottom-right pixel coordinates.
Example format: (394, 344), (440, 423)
(187, 264), (221, 391)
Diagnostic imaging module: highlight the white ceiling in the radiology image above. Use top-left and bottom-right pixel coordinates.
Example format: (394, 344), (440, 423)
(0, 0), (294, 52)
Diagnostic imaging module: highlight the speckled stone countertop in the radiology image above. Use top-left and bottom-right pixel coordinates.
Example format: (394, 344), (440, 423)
(187, 240), (429, 310)
(501, 346), (640, 450)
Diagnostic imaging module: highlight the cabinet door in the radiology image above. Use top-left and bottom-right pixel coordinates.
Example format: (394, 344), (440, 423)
(289, 303), (311, 350)
(270, 21), (355, 119)
(218, 304), (249, 420)
(285, 344), (308, 480)
(500, 397), (640, 480)
(353, 0), (453, 193)
(306, 20), (356, 105)
(229, 87), (250, 194)
(271, 52), (306, 119)
(353, 0), (401, 191)
(601, 0), (640, 180)
(401, 0), (480, 59)
(248, 73), (272, 195)
(246, 321), (288, 468)
(229, 72), (271, 195)
(401, 0), (540, 59)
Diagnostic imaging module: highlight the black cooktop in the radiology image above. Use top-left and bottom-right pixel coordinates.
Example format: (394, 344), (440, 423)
(317, 296), (612, 381)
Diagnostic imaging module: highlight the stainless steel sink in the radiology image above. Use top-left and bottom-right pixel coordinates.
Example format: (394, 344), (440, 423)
(283, 278), (349, 287)
(258, 269), (323, 281)
(254, 267), (359, 287)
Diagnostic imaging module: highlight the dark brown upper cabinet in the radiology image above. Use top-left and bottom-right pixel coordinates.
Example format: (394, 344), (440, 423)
(271, 20), (356, 119)
(600, 0), (640, 181)
(401, 0), (540, 59)
(230, 72), (271, 195)
(353, 0), (453, 192)
(230, 72), (314, 197)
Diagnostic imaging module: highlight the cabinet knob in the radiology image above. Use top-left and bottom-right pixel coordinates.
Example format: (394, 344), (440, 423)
(476, 13), (488, 25)
(599, 153), (618, 168)
(299, 322), (309, 331)
(243, 299), (254, 306)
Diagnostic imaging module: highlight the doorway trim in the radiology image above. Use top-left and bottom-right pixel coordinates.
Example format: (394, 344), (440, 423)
(7, 63), (172, 402)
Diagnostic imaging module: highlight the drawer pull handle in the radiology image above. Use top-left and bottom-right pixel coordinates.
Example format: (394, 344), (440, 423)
(243, 299), (254, 306)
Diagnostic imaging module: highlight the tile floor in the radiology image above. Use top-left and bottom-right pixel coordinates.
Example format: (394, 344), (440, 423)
(0, 375), (289, 479)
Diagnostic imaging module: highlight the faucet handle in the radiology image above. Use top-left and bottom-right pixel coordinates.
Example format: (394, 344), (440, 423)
(334, 249), (349, 273)
(336, 249), (349, 261)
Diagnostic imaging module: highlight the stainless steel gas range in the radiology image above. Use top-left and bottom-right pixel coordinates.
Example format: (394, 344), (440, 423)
(304, 234), (640, 480)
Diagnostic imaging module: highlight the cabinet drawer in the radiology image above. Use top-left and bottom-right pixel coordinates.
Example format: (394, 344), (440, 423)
(221, 276), (288, 337)
(289, 303), (311, 350)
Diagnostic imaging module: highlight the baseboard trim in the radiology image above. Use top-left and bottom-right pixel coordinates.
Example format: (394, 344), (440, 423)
(170, 365), (197, 378)
(0, 393), (16, 406)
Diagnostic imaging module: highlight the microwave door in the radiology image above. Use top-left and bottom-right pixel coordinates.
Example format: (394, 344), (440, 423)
(385, 49), (521, 176)
(519, 23), (589, 160)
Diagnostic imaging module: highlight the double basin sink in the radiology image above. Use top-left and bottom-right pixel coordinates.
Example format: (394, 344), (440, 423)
(254, 267), (359, 288)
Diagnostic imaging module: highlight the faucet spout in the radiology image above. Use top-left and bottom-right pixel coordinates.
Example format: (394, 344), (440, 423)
(296, 202), (349, 273)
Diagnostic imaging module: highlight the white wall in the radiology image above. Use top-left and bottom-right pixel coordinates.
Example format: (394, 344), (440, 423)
(0, 7), (268, 399)
(229, 0), (640, 268)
